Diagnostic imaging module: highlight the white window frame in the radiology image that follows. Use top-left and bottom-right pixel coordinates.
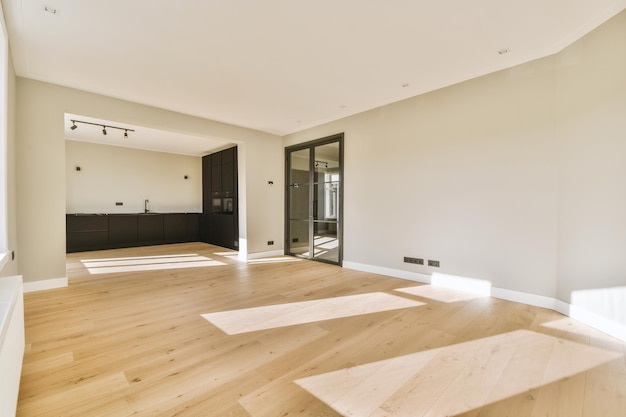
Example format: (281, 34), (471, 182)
(0, 6), (9, 271)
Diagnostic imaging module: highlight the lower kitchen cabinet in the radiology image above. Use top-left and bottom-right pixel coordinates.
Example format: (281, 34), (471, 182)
(186, 214), (200, 241)
(138, 214), (164, 244)
(66, 213), (202, 253)
(109, 215), (138, 245)
(66, 214), (109, 252)
(164, 214), (187, 242)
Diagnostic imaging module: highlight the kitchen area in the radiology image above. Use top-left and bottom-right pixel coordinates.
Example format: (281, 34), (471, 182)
(65, 114), (238, 253)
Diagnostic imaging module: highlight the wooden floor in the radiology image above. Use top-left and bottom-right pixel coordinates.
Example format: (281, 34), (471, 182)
(17, 243), (626, 416)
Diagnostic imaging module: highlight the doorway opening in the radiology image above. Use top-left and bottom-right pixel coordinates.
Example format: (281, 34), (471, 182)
(285, 133), (343, 265)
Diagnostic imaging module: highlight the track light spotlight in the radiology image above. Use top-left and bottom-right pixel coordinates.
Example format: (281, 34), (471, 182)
(124, 130), (128, 138)
(70, 121), (77, 130)
(102, 126), (107, 135)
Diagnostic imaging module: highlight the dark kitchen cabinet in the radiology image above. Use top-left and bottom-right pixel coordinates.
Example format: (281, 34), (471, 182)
(186, 213), (200, 241)
(164, 213), (187, 242)
(202, 146), (238, 250)
(211, 152), (222, 192)
(66, 213), (201, 253)
(108, 215), (138, 245)
(138, 214), (164, 243)
(66, 214), (108, 252)
(221, 147), (235, 192)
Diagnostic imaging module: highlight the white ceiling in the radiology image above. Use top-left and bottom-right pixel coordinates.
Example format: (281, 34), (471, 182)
(3, 0), (626, 149)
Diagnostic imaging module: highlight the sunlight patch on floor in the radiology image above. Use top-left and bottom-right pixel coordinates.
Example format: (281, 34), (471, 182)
(295, 330), (621, 417)
(541, 317), (593, 335)
(82, 254), (225, 274)
(395, 285), (487, 303)
(202, 292), (425, 335)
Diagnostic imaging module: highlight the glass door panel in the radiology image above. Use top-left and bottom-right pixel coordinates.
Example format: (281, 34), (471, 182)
(312, 142), (340, 263)
(313, 221), (338, 262)
(286, 135), (342, 265)
(289, 220), (310, 255)
(289, 185), (310, 220)
(288, 148), (310, 219)
(288, 148), (311, 256)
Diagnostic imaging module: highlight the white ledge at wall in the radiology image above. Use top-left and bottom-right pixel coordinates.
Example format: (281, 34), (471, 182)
(0, 275), (25, 417)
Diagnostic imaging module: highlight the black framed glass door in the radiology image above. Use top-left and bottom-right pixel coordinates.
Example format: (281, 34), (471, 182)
(286, 134), (343, 265)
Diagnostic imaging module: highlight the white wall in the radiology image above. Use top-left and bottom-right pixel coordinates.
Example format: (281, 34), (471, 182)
(66, 141), (202, 214)
(285, 10), (626, 311)
(15, 78), (284, 283)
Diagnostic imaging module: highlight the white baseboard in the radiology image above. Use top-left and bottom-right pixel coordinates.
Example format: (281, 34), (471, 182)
(342, 260), (626, 343)
(491, 287), (560, 311)
(244, 249), (285, 261)
(23, 277), (68, 293)
(343, 261), (431, 284)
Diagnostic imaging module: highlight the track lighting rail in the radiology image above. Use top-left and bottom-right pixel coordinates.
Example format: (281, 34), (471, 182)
(70, 119), (135, 138)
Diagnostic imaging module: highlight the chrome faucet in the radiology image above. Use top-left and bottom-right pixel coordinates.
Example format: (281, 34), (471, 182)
(144, 199), (150, 213)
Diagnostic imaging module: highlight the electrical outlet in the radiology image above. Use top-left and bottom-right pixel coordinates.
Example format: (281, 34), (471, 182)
(428, 260), (440, 267)
(292, 237), (299, 243)
(404, 257), (424, 265)
(267, 240), (274, 245)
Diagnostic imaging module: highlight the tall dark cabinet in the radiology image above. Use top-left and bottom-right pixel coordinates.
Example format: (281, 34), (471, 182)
(202, 146), (238, 250)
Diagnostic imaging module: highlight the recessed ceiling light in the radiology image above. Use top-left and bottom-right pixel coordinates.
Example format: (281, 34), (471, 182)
(42, 5), (59, 15)
(498, 48), (510, 55)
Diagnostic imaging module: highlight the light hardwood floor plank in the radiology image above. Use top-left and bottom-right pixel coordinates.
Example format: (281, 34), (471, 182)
(16, 243), (626, 417)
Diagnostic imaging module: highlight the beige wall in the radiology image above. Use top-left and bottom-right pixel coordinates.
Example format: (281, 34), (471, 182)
(555, 11), (626, 302)
(15, 79), (284, 283)
(66, 141), (202, 214)
(0, 48), (18, 277)
(285, 11), (626, 305)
